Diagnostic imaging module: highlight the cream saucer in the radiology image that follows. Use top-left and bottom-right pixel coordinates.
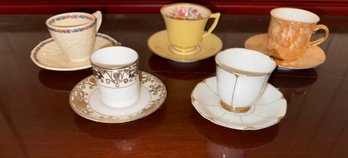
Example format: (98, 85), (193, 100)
(31, 33), (121, 71)
(191, 76), (287, 130)
(245, 34), (326, 70)
(69, 71), (167, 123)
(147, 30), (223, 63)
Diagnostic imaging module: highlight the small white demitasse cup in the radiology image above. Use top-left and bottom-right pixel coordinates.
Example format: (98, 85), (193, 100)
(215, 48), (276, 113)
(91, 46), (140, 108)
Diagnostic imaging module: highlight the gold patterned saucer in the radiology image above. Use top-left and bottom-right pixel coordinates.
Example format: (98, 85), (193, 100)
(147, 30), (223, 63)
(69, 71), (167, 123)
(191, 76), (287, 130)
(31, 33), (121, 71)
(245, 34), (326, 70)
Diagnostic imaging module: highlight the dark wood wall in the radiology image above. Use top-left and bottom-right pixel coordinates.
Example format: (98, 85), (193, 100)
(1, 0), (348, 15)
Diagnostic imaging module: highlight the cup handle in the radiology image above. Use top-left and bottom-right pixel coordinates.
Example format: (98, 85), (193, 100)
(202, 12), (221, 38)
(308, 24), (329, 47)
(92, 11), (102, 32)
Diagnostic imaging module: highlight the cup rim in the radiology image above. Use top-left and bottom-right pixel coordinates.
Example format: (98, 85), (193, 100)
(46, 12), (96, 31)
(91, 46), (139, 69)
(215, 48), (276, 76)
(160, 3), (212, 20)
(270, 7), (320, 24)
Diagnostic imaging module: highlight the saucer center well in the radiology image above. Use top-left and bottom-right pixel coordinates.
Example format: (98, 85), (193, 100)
(169, 45), (201, 56)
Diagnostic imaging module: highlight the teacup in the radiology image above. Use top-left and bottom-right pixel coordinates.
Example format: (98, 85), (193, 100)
(267, 7), (329, 60)
(46, 11), (102, 62)
(161, 3), (220, 55)
(215, 48), (276, 113)
(91, 46), (140, 108)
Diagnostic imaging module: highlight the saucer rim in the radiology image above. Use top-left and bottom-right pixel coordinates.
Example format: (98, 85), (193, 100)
(30, 33), (120, 71)
(191, 76), (287, 130)
(69, 71), (167, 123)
(244, 33), (326, 70)
(147, 30), (223, 63)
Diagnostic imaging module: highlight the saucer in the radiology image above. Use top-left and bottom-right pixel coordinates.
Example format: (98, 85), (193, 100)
(191, 76), (287, 130)
(244, 34), (326, 70)
(69, 71), (167, 123)
(31, 33), (121, 71)
(147, 30), (223, 63)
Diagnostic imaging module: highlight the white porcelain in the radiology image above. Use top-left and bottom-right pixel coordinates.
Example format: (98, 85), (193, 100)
(215, 48), (276, 112)
(31, 33), (120, 71)
(91, 46), (140, 108)
(46, 11), (102, 62)
(271, 7), (320, 23)
(69, 71), (167, 123)
(191, 76), (287, 130)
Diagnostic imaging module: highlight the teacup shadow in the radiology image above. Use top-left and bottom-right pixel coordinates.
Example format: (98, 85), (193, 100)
(38, 69), (92, 92)
(148, 54), (215, 80)
(74, 105), (166, 155)
(270, 69), (318, 103)
(191, 109), (279, 158)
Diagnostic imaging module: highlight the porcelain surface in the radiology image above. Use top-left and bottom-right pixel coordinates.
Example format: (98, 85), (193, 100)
(244, 34), (326, 70)
(191, 76), (287, 130)
(69, 71), (167, 123)
(147, 30), (223, 63)
(31, 33), (120, 71)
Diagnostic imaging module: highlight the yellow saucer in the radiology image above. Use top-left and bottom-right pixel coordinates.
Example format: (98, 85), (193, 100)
(245, 34), (326, 70)
(147, 30), (223, 63)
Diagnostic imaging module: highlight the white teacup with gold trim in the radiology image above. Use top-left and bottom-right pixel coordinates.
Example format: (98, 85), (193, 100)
(46, 11), (102, 62)
(215, 48), (276, 113)
(91, 46), (140, 108)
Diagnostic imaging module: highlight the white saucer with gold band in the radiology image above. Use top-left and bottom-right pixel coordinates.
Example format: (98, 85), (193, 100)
(191, 76), (287, 130)
(31, 33), (121, 71)
(69, 71), (167, 123)
(244, 34), (326, 70)
(147, 30), (223, 63)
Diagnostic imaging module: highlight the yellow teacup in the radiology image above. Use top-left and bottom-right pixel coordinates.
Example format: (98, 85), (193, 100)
(161, 3), (220, 55)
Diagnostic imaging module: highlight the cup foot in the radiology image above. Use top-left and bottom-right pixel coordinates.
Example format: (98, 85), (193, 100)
(169, 45), (201, 56)
(220, 100), (250, 113)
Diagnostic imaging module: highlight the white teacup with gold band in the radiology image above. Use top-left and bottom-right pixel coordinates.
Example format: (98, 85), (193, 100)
(91, 46), (140, 108)
(215, 48), (276, 113)
(46, 11), (102, 62)
(267, 7), (329, 61)
(161, 3), (220, 55)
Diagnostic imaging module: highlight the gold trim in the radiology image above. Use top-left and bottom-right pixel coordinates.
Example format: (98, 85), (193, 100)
(69, 71), (167, 123)
(216, 63), (272, 77)
(220, 100), (250, 113)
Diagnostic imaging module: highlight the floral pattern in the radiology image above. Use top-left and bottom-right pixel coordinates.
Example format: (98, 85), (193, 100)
(47, 15), (96, 33)
(166, 6), (204, 20)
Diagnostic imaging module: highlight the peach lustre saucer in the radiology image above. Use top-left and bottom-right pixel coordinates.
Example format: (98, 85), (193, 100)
(191, 76), (287, 130)
(147, 30), (223, 63)
(69, 71), (167, 123)
(244, 34), (326, 70)
(31, 33), (121, 71)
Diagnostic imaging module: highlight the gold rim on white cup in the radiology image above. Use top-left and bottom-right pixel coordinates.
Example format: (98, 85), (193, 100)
(160, 3), (220, 55)
(267, 7), (329, 60)
(215, 48), (276, 113)
(91, 46), (140, 108)
(46, 11), (102, 62)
